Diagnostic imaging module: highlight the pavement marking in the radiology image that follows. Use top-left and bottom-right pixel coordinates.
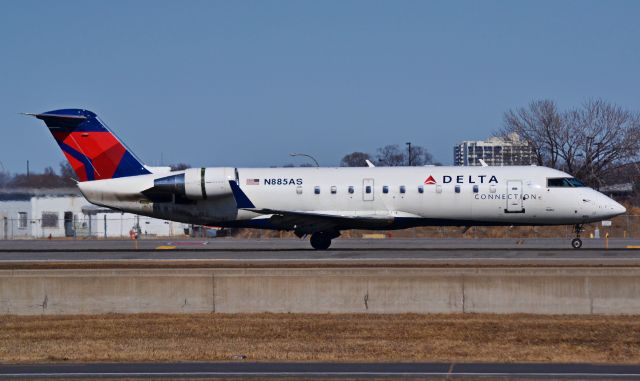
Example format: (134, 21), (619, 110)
(362, 233), (388, 239)
(155, 246), (176, 250)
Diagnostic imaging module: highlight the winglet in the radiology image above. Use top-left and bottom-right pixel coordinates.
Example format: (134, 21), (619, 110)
(228, 180), (256, 209)
(478, 159), (488, 167)
(365, 160), (376, 168)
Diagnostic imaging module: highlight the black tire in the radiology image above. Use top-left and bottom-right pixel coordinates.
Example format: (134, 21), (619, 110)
(310, 232), (332, 250)
(571, 238), (583, 249)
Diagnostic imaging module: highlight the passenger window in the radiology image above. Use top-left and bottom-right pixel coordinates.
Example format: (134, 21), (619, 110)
(296, 186), (303, 195)
(330, 186), (337, 194)
(418, 185), (424, 194)
(348, 186), (354, 194)
(314, 186), (320, 194)
(490, 185), (496, 193)
(473, 185), (479, 193)
(382, 185), (389, 194)
(365, 185), (372, 194)
(455, 185), (461, 193)
(436, 185), (442, 193)
(399, 185), (406, 194)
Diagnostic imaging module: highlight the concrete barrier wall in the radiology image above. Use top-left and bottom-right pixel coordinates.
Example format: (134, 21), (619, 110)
(2, 267), (640, 315)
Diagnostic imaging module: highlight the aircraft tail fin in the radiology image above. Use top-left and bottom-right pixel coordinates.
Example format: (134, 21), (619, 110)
(27, 109), (151, 181)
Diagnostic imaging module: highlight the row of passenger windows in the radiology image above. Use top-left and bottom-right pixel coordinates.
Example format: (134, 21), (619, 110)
(301, 178), (586, 195)
(306, 184), (495, 195)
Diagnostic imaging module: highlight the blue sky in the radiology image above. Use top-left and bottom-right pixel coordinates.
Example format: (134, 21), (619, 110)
(1, 0), (639, 172)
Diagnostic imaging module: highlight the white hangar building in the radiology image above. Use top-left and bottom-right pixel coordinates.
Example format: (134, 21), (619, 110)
(0, 188), (188, 239)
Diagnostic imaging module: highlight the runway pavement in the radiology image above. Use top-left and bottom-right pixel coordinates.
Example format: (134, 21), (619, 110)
(2, 361), (640, 379)
(1, 238), (640, 265)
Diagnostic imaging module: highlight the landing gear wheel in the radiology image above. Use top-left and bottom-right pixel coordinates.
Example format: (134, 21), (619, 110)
(310, 232), (332, 250)
(571, 238), (583, 249)
(571, 224), (584, 249)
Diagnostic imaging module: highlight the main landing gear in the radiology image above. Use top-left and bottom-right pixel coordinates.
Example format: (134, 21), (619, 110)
(571, 224), (583, 249)
(310, 231), (340, 250)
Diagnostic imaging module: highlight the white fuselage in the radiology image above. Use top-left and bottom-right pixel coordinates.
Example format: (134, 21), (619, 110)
(77, 165), (626, 231)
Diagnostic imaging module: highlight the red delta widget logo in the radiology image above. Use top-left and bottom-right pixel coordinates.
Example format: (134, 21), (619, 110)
(424, 175), (499, 185)
(424, 175), (437, 185)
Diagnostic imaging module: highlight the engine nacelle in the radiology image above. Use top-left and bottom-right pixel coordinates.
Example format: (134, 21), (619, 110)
(148, 167), (235, 200)
(185, 167), (235, 199)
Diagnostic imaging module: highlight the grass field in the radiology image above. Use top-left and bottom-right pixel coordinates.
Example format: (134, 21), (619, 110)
(2, 313), (640, 364)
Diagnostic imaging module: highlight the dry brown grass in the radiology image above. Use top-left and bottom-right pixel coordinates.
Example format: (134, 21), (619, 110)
(2, 313), (640, 364)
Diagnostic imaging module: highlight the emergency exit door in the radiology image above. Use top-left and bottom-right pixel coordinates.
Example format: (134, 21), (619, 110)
(363, 178), (374, 201)
(505, 180), (525, 213)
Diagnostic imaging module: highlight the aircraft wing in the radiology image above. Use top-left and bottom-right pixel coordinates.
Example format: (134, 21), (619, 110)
(246, 208), (396, 232)
(227, 180), (411, 232)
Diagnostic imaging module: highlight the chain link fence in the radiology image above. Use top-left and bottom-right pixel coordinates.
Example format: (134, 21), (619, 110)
(0, 216), (189, 239)
(1, 214), (638, 240)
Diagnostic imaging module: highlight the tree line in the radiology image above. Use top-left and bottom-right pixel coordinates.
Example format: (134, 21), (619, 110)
(0, 162), (77, 188)
(0, 162), (192, 188)
(340, 144), (440, 167)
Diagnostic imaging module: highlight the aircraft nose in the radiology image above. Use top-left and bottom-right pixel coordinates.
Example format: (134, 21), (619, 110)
(611, 200), (627, 215)
(601, 195), (626, 217)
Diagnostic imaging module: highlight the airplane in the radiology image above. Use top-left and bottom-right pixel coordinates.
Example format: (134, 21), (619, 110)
(27, 108), (626, 250)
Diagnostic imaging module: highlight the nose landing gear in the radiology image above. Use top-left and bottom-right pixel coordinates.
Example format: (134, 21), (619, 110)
(571, 224), (583, 249)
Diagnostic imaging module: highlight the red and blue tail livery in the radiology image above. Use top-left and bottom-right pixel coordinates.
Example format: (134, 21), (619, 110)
(29, 109), (150, 181)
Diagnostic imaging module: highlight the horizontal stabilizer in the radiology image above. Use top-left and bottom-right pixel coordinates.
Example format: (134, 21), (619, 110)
(23, 112), (88, 129)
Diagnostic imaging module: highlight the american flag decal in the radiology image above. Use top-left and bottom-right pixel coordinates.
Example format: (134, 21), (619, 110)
(246, 178), (260, 185)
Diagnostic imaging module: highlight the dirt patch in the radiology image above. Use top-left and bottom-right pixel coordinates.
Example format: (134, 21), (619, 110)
(2, 313), (640, 364)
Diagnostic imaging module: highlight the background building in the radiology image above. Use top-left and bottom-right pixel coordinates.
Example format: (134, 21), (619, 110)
(454, 134), (535, 166)
(0, 188), (190, 239)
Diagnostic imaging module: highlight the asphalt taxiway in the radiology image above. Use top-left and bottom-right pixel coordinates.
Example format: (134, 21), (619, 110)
(3, 361), (640, 379)
(1, 238), (640, 266)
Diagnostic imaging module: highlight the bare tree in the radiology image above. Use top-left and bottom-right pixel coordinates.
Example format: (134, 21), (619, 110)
(376, 145), (405, 166)
(564, 100), (640, 187)
(59, 161), (77, 183)
(340, 152), (372, 167)
(500, 99), (563, 167)
(376, 144), (435, 166)
(0, 171), (10, 188)
(501, 99), (640, 187)
(170, 163), (191, 171)
(9, 167), (69, 188)
(407, 145), (434, 166)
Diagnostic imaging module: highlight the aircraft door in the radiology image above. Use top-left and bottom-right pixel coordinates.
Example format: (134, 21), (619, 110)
(363, 178), (374, 201)
(64, 211), (75, 237)
(505, 180), (525, 213)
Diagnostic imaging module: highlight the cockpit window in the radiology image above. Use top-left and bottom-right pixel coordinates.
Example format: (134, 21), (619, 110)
(547, 177), (586, 188)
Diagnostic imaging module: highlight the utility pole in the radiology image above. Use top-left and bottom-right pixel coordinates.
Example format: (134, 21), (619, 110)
(26, 160), (30, 177)
(406, 142), (412, 166)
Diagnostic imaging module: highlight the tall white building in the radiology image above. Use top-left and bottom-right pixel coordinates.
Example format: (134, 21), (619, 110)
(454, 134), (535, 166)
